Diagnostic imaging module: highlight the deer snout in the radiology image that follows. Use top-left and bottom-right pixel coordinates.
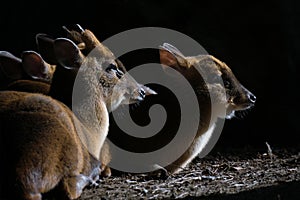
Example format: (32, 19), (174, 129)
(135, 87), (148, 101)
(141, 85), (157, 96)
(239, 85), (256, 108)
(131, 85), (157, 103)
(138, 88), (146, 100)
(247, 92), (256, 105)
(229, 85), (256, 110)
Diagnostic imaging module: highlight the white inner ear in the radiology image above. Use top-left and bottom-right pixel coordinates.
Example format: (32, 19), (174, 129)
(22, 51), (47, 79)
(54, 38), (85, 70)
(26, 64), (46, 80)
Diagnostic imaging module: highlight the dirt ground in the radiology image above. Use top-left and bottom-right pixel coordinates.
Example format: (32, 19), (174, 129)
(75, 145), (300, 200)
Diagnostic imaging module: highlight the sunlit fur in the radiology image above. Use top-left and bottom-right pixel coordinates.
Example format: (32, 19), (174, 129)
(159, 43), (256, 174)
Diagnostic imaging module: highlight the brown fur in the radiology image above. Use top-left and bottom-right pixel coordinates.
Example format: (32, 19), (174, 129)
(0, 26), (155, 199)
(159, 43), (256, 174)
(6, 79), (50, 94)
(1, 30), (112, 178)
(36, 28), (114, 177)
(0, 91), (100, 200)
(36, 25), (156, 177)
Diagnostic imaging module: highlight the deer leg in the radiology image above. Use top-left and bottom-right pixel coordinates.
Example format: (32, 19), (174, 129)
(101, 164), (112, 177)
(148, 164), (170, 180)
(88, 167), (101, 187)
(23, 193), (42, 200)
(62, 174), (93, 199)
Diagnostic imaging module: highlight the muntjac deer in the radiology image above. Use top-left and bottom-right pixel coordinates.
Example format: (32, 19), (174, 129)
(35, 25), (156, 177)
(0, 34), (155, 200)
(159, 43), (256, 174)
(0, 51), (55, 93)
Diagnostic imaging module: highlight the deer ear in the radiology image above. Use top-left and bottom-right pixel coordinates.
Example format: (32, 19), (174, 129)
(21, 51), (53, 81)
(62, 24), (85, 45)
(36, 33), (57, 65)
(159, 43), (188, 72)
(54, 38), (84, 69)
(0, 51), (23, 80)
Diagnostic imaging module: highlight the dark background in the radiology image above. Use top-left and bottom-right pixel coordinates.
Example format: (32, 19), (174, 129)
(0, 0), (299, 151)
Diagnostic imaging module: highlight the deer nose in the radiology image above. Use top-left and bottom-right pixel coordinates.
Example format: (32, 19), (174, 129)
(248, 92), (256, 104)
(139, 88), (146, 99)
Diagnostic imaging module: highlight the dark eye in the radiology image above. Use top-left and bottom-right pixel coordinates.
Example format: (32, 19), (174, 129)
(106, 63), (117, 72)
(106, 64), (124, 78)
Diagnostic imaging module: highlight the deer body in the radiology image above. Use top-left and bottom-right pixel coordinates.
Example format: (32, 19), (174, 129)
(159, 43), (256, 174)
(0, 91), (101, 200)
(0, 27), (155, 199)
(35, 25), (155, 177)
(6, 79), (50, 94)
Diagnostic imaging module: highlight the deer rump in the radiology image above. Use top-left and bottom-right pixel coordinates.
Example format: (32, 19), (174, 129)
(0, 91), (100, 200)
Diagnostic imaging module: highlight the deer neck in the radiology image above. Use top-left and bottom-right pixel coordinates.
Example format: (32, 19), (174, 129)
(71, 63), (109, 159)
(165, 85), (220, 174)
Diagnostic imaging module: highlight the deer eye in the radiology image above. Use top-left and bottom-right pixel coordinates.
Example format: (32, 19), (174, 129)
(106, 64), (124, 78)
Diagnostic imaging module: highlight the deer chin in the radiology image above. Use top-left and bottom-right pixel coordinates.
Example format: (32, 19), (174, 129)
(226, 110), (236, 119)
(225, 103), (237, 119)
(225, 102), (254, 119)
(107, 96), (125, 112)
(129, 95), (145, 104)
(108, 95), (143, 110)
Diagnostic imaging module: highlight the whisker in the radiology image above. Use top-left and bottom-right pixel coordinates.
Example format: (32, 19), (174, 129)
(129, 101), (141, 111)
(235, 109), (249, 119)
(112, 105), (127, 119)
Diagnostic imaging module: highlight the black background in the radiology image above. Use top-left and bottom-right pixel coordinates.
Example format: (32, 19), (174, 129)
(1, 0), (299, 151)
